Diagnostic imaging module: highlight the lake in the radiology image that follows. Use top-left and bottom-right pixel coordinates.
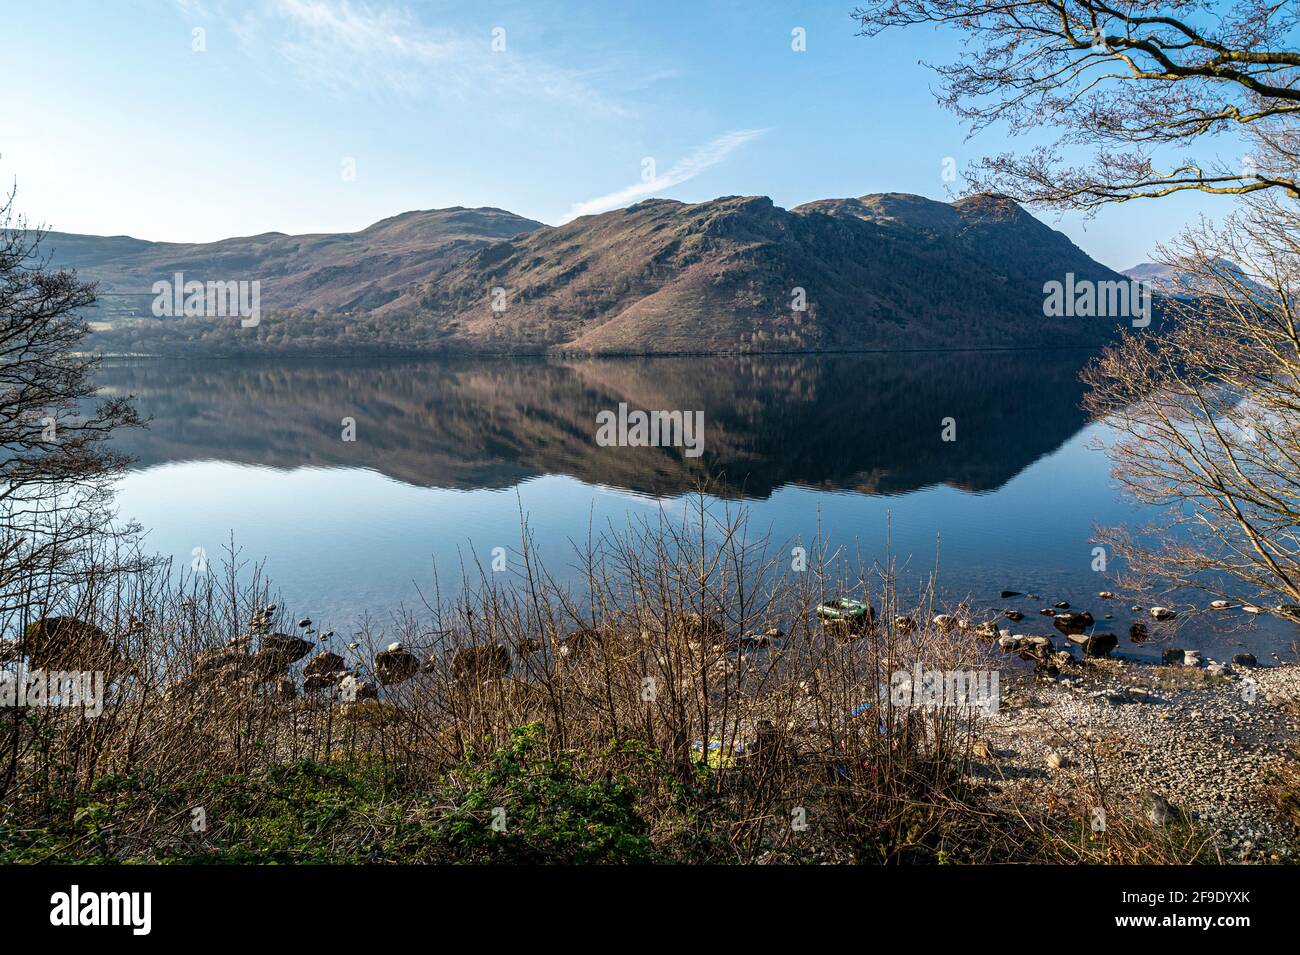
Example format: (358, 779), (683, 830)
(93, 351), (1296, 663)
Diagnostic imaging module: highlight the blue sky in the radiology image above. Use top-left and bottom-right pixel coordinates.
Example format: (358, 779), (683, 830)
(1, 0), (1239, 269)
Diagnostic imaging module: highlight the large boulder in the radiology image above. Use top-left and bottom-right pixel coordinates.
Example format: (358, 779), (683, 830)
(304, 652), (346, 680)
(259, 633), (312, 667)
(451, 645), (512, 683)
(250, 634), (311, 681)
(193, 642), (249, 677)
(21, 617), (117, 671)
(375, 643), (420, 686)
(1082, 632), (1118, 658)
(302, 652), (347, 689)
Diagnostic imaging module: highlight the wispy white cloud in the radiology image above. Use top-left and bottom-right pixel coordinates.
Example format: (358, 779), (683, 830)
(564, 128), (768, 221)
(191, 0), (625, 113)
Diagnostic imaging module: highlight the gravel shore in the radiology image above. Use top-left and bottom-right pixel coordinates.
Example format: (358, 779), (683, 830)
(976, 655), (1300, 861)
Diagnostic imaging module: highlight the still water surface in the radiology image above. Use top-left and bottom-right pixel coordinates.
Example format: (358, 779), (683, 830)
(93, 352), (1295, 662)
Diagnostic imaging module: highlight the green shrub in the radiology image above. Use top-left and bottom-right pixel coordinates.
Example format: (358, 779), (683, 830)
(428, 723), (661, 864)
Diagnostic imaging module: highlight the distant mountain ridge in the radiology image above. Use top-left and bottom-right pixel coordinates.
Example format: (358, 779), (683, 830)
(45, 207), (543, 315)
(65, 193), (1139, 355)
(1123, 259), (1268, 300)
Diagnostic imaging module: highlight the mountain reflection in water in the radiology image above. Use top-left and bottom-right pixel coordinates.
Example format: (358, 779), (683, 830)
(95, 351), (1091, 499)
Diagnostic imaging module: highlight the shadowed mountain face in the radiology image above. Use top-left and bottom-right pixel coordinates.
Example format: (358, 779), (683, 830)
(70, 193), (1134, 356)
(94, 351), (1090, 498)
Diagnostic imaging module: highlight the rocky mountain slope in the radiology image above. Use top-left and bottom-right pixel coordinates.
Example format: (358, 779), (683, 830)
(68, 193), (1137, 355)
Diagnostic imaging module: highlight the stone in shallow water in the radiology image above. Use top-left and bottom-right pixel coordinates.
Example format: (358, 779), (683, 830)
(1083, 632), (1117, 658)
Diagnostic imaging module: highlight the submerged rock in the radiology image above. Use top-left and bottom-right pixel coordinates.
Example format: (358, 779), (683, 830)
(1052, 611), (1094, 635)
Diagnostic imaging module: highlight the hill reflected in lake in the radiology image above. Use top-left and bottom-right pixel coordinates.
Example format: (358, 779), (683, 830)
(95, 351), (1092, 499)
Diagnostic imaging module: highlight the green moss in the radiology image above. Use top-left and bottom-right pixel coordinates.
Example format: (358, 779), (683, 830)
(0, 724), (680, 864)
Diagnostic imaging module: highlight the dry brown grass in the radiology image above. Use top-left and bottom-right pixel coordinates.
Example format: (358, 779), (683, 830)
(0, 495), (1222, 863)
